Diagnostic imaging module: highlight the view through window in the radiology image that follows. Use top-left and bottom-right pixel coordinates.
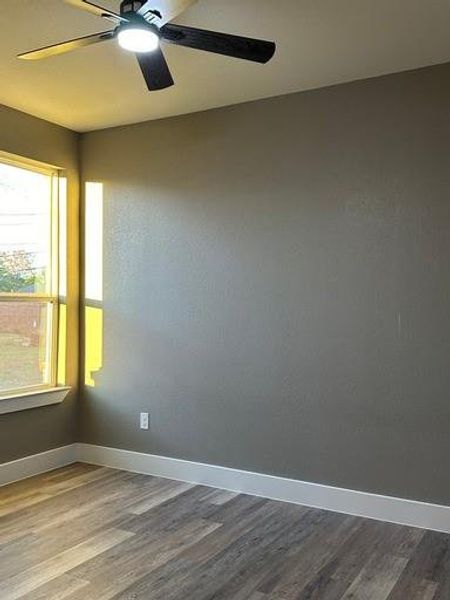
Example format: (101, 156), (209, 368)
(0, 157), (58, 395)
(85, 182), (103, 387)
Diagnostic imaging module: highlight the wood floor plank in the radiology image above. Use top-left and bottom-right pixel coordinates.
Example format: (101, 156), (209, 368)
(203, 488), (239, 505)
(127, 480), (194, 514)
(118, 484), (226, 535)
(180, 497), (275, 565)
(387, 529), (450, 600)
(0, 470), (135, 545)
(433, 577), (450, 600)
(208, 513), (358, 600)
(113, 502), (311, 600)
(259, 514), (358, 598)
(0, 484), (137, 581)
(16, 574), (89, 600)
(0, 465), (109, 513)
(0, 463), (98, 505)
(0, 466), (115, 533)
(0, 465), (448, 600)
(408, 580), (439, 600)
(339, 552), (408, 600)
(64, 519), (221, 600)
(293, 520), (424, 600)
(0, 492), (54, 518)
(0, 528), (134, 600)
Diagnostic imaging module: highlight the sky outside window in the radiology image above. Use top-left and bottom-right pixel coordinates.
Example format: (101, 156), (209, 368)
(0, 162), (52, 294)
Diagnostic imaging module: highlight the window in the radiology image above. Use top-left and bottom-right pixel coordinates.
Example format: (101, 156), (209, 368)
(0, 155), (60, 396)
(84, 182), (103, 387)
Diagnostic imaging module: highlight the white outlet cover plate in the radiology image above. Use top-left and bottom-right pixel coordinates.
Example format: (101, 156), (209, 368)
(140, 412), (149, 430)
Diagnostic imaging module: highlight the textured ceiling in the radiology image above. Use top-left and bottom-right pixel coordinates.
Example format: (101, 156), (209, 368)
(1, 0), (450, 132)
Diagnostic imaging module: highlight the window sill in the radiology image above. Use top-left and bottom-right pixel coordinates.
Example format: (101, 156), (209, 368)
(0, 386), (71, 415)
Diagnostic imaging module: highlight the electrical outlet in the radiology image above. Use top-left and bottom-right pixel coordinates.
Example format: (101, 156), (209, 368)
(140, 412), (149, 430)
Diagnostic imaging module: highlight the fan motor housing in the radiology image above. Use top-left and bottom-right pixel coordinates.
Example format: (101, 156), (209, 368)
(120, 1), (146, 16)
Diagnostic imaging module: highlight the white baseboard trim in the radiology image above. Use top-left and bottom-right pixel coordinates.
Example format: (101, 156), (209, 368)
(0, 444), (76, 487)
(2, 443), (448, 534)
(75, 443), (450, 534)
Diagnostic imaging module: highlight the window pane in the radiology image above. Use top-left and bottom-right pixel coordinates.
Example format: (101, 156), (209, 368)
(0, 301), (53, 393)
(85, 305), (103, 387)
(0, 162), (53, 294)
(57, 302), (67, 386)
(84, 182), (104, 387)
(58, 177), (67, 298)
(85, 182), (103, 302)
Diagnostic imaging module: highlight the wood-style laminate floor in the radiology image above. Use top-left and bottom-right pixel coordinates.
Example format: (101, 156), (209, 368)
(0, 463), (449, 600)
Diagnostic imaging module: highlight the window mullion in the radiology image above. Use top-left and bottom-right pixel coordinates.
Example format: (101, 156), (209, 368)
(0, 294), (56, 303)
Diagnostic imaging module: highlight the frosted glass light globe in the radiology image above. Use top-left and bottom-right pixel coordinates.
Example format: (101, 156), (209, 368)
(118, 28), (159, 53)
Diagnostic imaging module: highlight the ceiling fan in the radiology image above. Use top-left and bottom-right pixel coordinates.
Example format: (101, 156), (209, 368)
(18, 0), (276, 91)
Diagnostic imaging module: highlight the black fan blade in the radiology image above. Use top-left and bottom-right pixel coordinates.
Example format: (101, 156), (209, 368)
(64, 0), (127, 22)
(138, 0), (198, 26)
(161, 24), (276, 64)
(18, 31), (115, 61)
(136, 48), (174, 91)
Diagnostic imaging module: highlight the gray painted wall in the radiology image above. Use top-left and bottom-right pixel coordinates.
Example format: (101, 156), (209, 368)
(77, 63), (448, 505)
(0, 105), (79, 463)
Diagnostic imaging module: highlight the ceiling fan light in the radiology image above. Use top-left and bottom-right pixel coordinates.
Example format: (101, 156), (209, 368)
(118, 27), (159, 53)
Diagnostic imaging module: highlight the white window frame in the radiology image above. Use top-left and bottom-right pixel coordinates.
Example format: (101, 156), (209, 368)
(0, 152), (60, 397)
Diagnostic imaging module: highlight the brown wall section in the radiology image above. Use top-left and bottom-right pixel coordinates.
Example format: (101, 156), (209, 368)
(80, 63), (450, 505)
(0, 105), (79, 463)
